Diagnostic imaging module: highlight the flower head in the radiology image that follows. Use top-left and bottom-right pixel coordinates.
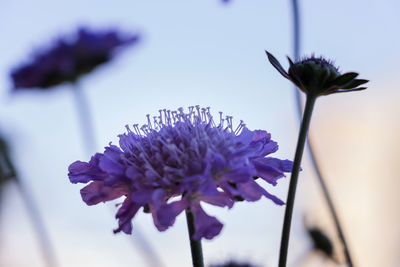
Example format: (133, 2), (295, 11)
(68, 106), (292, 240)
(210, 260), (259, 267)
(265, 51), (368, 97)
(11, 27), (140, 90)
(308, 227), (334, 258)
(0, 135), (16, 186)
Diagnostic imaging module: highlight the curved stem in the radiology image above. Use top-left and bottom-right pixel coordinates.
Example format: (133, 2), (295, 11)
(185, 209), (204, 267)
(279, 95), (316, 267)
(306, 143), (354, 267)
(289, 1), (354, 266)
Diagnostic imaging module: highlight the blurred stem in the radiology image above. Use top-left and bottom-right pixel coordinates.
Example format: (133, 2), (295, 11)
(132, 224), (165, 267)
(290, 0), (354, 266)
(0, 139), (57, 267)
(72, 84), (164, 267)
(15, 178), (58, 267)
(185, 209), (204, 267)
(279, 95), (316, 267)
(72, 84), (97, 154)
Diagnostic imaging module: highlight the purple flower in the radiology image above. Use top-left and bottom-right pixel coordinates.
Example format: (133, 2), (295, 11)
(11, 27), (140, 90)
(68, 106), (292, 240)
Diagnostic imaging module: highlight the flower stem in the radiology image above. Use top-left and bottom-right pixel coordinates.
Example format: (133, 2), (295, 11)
(131, 224), (165, 267)
(307, 145), (354, 267)
(185, 209), (204, 267)
(278, 95), (316, 267)
(0, 140), (58, 267)
(72, 84), (97, 154)
(15, 178), (58, 267)
(289, 1), (354, 266)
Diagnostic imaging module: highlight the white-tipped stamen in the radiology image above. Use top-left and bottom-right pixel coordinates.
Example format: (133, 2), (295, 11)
(146, 114), (152, 130)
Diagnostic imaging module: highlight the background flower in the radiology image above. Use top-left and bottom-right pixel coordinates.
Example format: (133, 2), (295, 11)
(10, 27), (140, 90)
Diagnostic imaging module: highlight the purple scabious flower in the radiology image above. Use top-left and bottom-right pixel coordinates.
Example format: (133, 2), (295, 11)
(11, 27), (140, 90)
(68, 106), (292, 240)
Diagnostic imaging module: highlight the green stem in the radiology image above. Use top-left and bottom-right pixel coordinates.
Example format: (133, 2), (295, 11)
(185, 209), (204, 267)
(278, 95), (316, 267)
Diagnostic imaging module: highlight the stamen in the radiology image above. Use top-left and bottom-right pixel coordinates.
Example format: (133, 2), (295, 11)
(158, 109), (163, 125)
(146, 114), (152, 130)
(140, 125), (150, 135)
(133, 124), (141, 136)
(166, 110), (172, 125)
(186, 106), (193, 122)
(218, 112), (224, 128)
(178, 107), (185, 122)
(225, 116), (233, 132)
(234, 120), (245, 134)
(171, 111), (178, 124)
(163, 109), (168, 125)
(195, 105), (201, 119)
(201, 107), (207, 122)
(207, 110), (215, 127)
(125, 124), (133, 133)
(153, 116), (160, 130)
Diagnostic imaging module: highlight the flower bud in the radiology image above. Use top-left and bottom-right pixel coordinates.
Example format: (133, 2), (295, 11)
(266, 51), (368, 97)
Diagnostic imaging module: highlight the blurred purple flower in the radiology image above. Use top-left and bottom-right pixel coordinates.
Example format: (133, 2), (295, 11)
(11, 27), (140, 90)
(68, 106), (292, 240)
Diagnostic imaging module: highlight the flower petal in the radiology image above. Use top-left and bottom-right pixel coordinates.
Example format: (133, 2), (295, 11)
(80, 181), (127, 205)
(251, 130), (271, 142)
(252, 157), (293, 185)
(236, 179), (284, 205)
(113, 198), (141, 234)
(99, 145), (124, 175)
(68, 154), (106, 183)
(200, 192), (234, 208)
(156, 199), (187, 228)
(191, 204), (223, 240)
(265, 51), (291, 79)
(331, 72), (359, 87)
(220, 165), (256, 183)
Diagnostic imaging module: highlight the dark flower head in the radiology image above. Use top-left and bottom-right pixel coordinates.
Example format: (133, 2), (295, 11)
(68, 106), (292, 240)
(265, 51), (368, 97)
(210, 260), (259, 267)
(11, 27), (140, 90)
(0, 135), (16, 186)
(308, 227), (334, 258)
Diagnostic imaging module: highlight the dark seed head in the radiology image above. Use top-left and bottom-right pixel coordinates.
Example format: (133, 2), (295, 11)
(266, 51), (368, 97)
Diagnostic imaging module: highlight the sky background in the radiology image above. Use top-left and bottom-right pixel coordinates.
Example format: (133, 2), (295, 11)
(0, 0), (399, 266)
